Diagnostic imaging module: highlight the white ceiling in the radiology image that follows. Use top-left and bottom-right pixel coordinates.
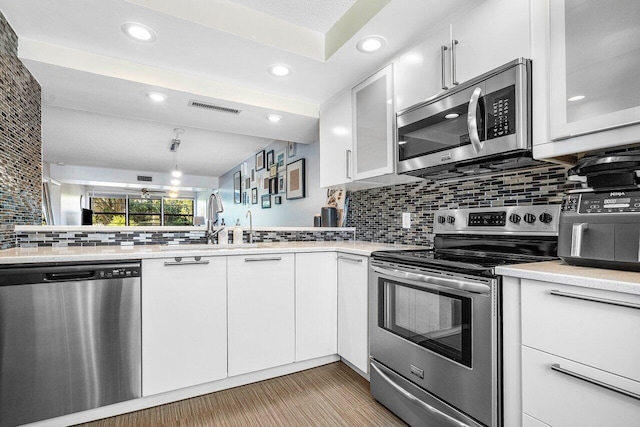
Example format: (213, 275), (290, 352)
(228, 0), (356, 33)
(0, 0), (468, 178)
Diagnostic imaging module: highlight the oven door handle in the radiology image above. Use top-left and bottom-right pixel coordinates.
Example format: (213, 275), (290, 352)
(371, 265), (491, 294)
(370, 362), (472, 427)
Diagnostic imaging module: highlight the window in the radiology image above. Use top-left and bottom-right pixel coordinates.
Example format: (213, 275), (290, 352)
(91, 197), (127, 226)
(164, 198), (194, 226)
(90, 196), (194, 226)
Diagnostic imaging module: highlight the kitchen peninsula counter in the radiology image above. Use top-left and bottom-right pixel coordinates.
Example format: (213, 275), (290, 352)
(0, 241), (422, 265)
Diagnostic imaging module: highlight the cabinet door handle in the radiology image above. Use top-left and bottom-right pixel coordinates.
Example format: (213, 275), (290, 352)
(570, 223), (588, 257)
(549, 289), (640, 310)
(450, 39), (459, 86)
(467, 87), (483, 154)
(440, 45), (449, 90)
(244, 257), (282, 262)
(551, 364), (640, 401)
(346, 149), (352, 180)
(164, 257), (210, 267)
(337, 255), (363, 263)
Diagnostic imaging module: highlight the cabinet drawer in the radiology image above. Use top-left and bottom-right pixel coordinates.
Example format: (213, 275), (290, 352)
(522, 346), (640, 427)
(521, 279), (640, 381)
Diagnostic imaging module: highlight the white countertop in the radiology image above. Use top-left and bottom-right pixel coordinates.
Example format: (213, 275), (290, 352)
(0, 241), (420, 264)
(497, 260), (640, 296)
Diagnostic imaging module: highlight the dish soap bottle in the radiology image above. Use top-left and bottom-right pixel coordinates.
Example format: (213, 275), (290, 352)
(233, 219), (243, 244)
(217, 219), (229, 245)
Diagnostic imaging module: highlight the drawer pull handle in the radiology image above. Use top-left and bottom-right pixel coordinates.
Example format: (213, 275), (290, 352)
(549, 290), (640, 311)
(244, 257), (282, 262)
(551, 364), (640, 401)
(337, 256), (363, 263)
(164, 257), (210, 267)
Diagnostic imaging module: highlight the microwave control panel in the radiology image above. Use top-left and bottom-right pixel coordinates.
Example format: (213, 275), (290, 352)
(486, 85), (516, 140)
(563, 190), (640, 213)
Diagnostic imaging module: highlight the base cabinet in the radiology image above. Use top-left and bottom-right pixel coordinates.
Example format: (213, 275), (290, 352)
(337, 254), (369, 373)
(227, 254), (295, 376)
(142, 257), (227, 396)
(295, 252), (337, 361)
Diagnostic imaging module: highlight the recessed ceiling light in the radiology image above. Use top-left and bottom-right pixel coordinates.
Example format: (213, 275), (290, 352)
(267, 114), (282, 123)
(356, 36), (387, 53)
(268, 64), (293, 77)
(121, 22), (157, 43)
(147, 92), (167, 102)
(568, 95), (585, 102)
(445, 113), (460, 119)
(398, 140), (407, 145)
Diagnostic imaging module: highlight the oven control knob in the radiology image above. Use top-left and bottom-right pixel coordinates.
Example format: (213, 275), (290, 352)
(524, 213), (536, 224)
(446, 215), (455, 224)
(539, 213), (553, 224)
(509, 213), (521, 224)
(437, 215), (446, 224)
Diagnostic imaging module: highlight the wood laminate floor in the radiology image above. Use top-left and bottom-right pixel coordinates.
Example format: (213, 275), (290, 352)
(77, 362), (407, 427)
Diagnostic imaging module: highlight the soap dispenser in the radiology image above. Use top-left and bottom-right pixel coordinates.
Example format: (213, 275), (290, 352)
(233, 219), (243, 244)
(217, 219), (229, 245)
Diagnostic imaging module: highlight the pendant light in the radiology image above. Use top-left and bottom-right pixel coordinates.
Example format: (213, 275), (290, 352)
(170, 128), (184, 182)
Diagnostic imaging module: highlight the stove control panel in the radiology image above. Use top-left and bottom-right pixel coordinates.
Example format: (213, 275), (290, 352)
(434, 205), (561, 235)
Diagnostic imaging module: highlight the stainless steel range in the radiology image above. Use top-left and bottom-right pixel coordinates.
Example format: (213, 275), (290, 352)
(369, 205), (560, 427)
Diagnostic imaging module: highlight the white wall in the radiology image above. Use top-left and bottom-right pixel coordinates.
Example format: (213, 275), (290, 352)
(218, 140), (327, 227)
(58, 183), (88, 225)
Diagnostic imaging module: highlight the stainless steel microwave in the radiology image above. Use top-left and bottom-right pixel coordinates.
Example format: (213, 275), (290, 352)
(396, 58), (532, 177)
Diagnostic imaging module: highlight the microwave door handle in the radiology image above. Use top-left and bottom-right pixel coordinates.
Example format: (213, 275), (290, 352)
(467, 87), (483, 154)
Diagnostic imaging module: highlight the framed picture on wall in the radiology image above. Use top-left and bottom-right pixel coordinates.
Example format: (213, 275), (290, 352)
(255, 150), (265, 171)
(233, 171), (241, 204)
(261, 194), (271, 209)
(263, 177), (269, 190)
(286, 158), (305, 200)
(274, 195), (282, 205)
(278, 172), (286, 194)
(251, 188), (258, 204)
(266, 150), (275, 167)
(242, 191), (248, 205)
(276, 151), (285, 168)
(269, 164), (278, 178)
(287, 141), (297, 158)
(269, 177), (278, 194)
(250, 168), (255, 186)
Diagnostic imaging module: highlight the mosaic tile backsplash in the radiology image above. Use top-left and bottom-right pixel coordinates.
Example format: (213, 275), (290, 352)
(346, 165), (578, 246)
(0, 11), (42, 249)
(15, 229), (356, 248)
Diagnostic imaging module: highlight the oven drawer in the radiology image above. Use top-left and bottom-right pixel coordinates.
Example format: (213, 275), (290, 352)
(370, 359), (484, 427)
(521, 279), (640, 381)
(522, 346), (640, 427)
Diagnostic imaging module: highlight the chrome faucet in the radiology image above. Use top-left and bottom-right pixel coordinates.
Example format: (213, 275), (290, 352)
(206, 192), (224, 244)
(246, 209), (253, 244)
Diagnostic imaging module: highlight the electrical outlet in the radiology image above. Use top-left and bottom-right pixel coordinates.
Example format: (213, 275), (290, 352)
(402, 212), (411, 229)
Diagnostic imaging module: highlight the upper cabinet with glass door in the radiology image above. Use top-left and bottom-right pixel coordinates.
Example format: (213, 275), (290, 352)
(543, 0), (640, 157)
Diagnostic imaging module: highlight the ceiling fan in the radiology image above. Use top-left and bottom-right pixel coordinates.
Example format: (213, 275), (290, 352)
(140, 188), (165, 199)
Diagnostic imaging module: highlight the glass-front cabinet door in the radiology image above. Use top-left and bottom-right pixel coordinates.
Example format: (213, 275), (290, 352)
(352, 64), (395, 180)
(549, 0), (640, 141)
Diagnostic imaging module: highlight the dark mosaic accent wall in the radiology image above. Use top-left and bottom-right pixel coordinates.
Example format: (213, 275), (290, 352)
(16, 229), (355, 247)
(0, 12), (42, 249)
(346, 165), (578, 246)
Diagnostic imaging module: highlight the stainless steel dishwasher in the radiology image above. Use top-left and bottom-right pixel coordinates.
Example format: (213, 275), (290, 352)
(0, 261), (141, 427)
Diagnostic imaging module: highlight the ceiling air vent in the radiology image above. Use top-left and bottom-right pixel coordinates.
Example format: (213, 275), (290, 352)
(188, 99), (241, 115)
(137, 175), (153, 182)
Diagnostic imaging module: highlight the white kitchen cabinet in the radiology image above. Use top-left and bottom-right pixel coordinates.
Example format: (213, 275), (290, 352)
(503, 276), (640, 427)
(141, 256), (227, 396)
(337, 253), (369, 373)
(227, 253), (295, 377)
(352, 64), (395, 181)
(294, 252), (337, 361)
(394, 0), (531, 112)
(535, 0), (640, 160)
(319, 90), (353, 187)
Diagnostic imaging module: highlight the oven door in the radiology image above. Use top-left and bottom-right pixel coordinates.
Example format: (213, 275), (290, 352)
(369, 261), (500, 427)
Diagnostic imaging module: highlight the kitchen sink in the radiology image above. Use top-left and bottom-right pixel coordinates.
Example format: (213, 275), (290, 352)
(160, 243), (260, 251)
